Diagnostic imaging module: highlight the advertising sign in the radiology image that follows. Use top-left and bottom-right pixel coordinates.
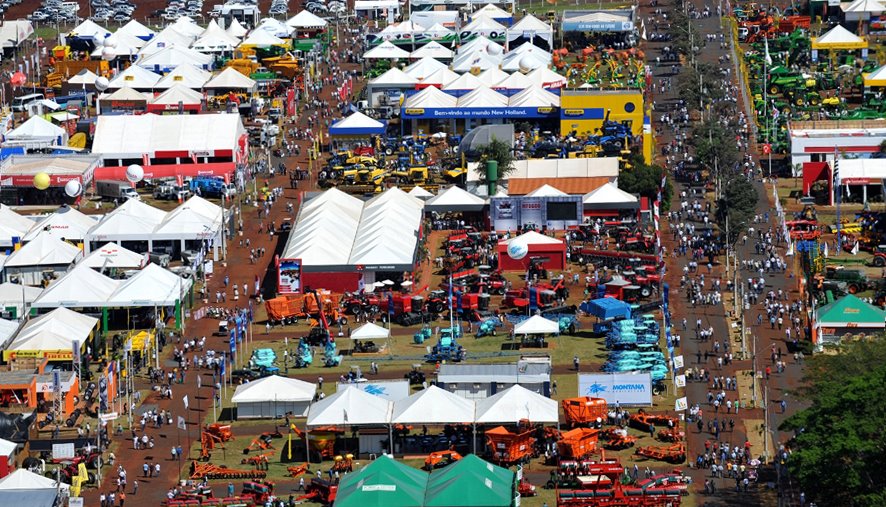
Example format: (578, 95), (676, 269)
(578, 373), (653, 405)
(336, 380), (410, 401)
(490, 195), (583, 231)
(277, 257), (302, 293)
(402, 107), (558, 119)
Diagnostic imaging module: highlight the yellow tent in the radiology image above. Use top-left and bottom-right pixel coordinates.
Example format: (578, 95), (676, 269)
(863, 64), (886, 87)
(811, 25), (868, 50)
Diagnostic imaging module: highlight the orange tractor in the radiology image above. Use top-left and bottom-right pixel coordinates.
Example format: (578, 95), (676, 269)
(424, 450), (463, 470)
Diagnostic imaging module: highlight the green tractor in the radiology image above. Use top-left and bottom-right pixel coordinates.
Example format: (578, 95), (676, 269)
(847, 108), (886, 120)
(768, 74), (815, 95)
(784, 88), (822, 107)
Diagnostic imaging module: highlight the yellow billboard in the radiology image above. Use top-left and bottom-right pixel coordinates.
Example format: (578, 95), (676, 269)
(559, 90), (645, 137)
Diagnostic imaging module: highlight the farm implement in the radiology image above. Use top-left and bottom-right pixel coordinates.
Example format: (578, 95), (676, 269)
(190, 461), (268, 481)
(634, 443), (686, 464)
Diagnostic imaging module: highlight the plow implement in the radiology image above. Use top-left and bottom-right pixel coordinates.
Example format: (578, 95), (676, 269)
(634, 443), (686, 464)
(287, 463), (310, 477)
(600, 429), (638, 450)
(190, 461), (268, 481)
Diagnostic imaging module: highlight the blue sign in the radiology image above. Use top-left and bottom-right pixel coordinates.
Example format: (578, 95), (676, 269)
(563, 21), (634, 32)
(578, 373), (653, 405)
(402, 107), (558, 119)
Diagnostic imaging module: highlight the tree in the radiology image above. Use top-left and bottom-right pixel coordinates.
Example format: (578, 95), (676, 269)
(620, 154), (673, 211)
(780, 339), (886, 507)
(693, 118), (739, 171)
(716, 176), (757, 245)
(472, 138), (515, 184)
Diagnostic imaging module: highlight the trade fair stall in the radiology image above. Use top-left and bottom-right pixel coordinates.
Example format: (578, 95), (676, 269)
(582, 182), (640, 218)
(22, 206), (96, 243)
(0, 283), (41, 319)
(489, 192), (583, 231)
(232, 375), (316, 419)
(437, 357), (552, 397)
(154, 63), (212, 89)
(97, 87), (150, 114)
(147, 85), (204, 114)
(106, 65), (162, 90)
(329, 112), (387, 149)
(0, 468), (69, 507)
(2, 234), (83, 286)
(2, 117), (68, 150)
(473, 385), (559, 424)
(788, 120), (886, 168)
(496, 231), (567, 270)
(3, 307), (96, 362)
(334, 457), (428, 507)
(813, 294), (886, 347)
(0, 155), (100, 206)
(391, 385), (476, 425)
(80, 242), (146, 272)
(507, 15), (554, 49)
(0, 206), (33, 246)
(424, 186), (488, 226)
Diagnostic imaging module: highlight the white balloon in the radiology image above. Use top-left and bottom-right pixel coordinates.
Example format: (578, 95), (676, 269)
(104, 37), (117, 48)
(101, 47), (115, 61)
(64, 179), (83, 198)
(126, 164), (144, 183)
(486, 42), (502, 55)
(507, 238), (529, 260)
(519, 55), (538, 73)
(94, 76), (110, 91)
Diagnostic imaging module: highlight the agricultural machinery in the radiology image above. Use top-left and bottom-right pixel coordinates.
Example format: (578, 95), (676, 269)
(475, 317), (503, 337)
(425, 326), (466, 362)
(562, 397), (608, 427)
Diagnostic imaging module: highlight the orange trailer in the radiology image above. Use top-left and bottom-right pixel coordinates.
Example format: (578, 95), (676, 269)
(485, 426), (536, 465)
(557, 428), (599, 459)
(562, 397), (608, 426)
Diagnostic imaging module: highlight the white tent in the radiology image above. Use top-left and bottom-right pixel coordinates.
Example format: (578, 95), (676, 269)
(458, 35), (499, 55)
(152, 195), (223, 240)
(233, 375), (317, 418)
(255, 17), (293, 38)
(350, 322), (391, 340)
(500, 230), (563, 247)
(506, 15), (554, 48)
(501, 50), (548, 73)
(287, 10), (329, 29)
(407, 186), (435, 199)
(812, 24), (867, 48)
(0, 469), (68, 507)
(240, 29), (287, 47)
(203, 67), (257, 90)
(118, 19), (156, 40)
(391, 385), (475, 424)
(403, 84), (458, 109)
(451, 51), (502, 72)
(85, 198), (168, 245)
(473, 3), (511, 21)
(30, 265), (120, 308)
(88, 30), (146, 58)
(307, 386), (393, 426)
(582, 182), (639, 209)
(66, 68), (99, 85)
(283, 188), (363, 267)
(371, 67), (419, 87)
(4, 116), (67, 147)
(423, 22), (454, 39)
(419, 67), (460, 87)
(4, 233), (81, 271)
(443, 72), (483, 92)
(508, 86), (560, 107)
(458, 86), (508, 108)
(477, 67), (510, 87)
(155, 63), (211, 89)
(99, 86), (151, 107)
(525, 184), (567, 197)
(91, 113), (246, 159)
(494, 71), (533, 91)
(192, 19), (241, 53)
(22, 207), (96, 243)
(0, 319), (18, 351)
(348, 188), (424, 268)
(226, 18), (249, 38)
(172, 16), (206, 38)
(139, 26), (196, 57)
(462, 14), (507, 37)
(525, 66), (567, 88)
(0, 283), (42, 319)
(364, 41), (410, 59)
(151, 85), (204, 108)
(80, 242), (146, 270)
(107, 263), (190, 307)
(137, 45), (213, 72)
(5, 307), (97, 354)
(514, 315), (560, 335)
(68, 19), (110, 40)
(403, 56), (447, 80)
(474, 385), (559, 424)
(425, 185), (487, 212)
(410, 41), (453, 59)
(107, 65), (162, 90)
(0, 205), (36, 247)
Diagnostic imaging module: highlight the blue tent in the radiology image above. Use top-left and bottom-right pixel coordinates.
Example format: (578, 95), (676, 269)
(329, 111), (386, 136)
(581, 297), (631, 320)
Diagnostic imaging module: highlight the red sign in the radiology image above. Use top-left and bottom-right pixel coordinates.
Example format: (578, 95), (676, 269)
(762, 144), (771, 155)
(6, 174), (82, 187)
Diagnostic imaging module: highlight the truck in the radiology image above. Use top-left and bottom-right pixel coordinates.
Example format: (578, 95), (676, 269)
(153, 183), (192, 201)
(96, 180), (140, 201)
(188, 177), (236, 198)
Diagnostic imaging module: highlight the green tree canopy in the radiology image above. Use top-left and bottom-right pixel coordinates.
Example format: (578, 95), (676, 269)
(472, 137), (515, 184)
(780, 339), (886, 507)
(693, 118), (739, 171)
(620, 154), (672, 211)
(716, 176), (757, 245)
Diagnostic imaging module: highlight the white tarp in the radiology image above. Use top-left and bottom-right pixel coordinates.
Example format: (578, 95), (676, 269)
(501, 230), (564, 246)
(80, 242), (146, 270)
(68, 19), (109, 40)
(814, 24), (865, 45)
(494, 71), (532, 90)
(152, 196), (223, 240)
(31, 265), (120, 308)
(408, 186), (435, 198)
(203, 67), (257, 90)
(240, 29), (287, 47)
(118, 19), (156, 39)
(0, 319), (18, 352)
(92, 113), (246, 158)
(350, 322), (391, 340)
(0, 468), (69, 507)
(232, 375), (316, 403)
(139, 26), (197, 58)
(22, 207), (96, 242)
(227, 18), (249, 38)
(474, 385), (559, 423)
(513, 314), (560, 334)
(391, 385), (475, 424)
(6, 307), (97, 352)
(192, 19), (241, 52)
(348, 189), (424, 268)
(307, 386), (393, 426)
(255, 18), (292, 38)
(4, 233), (81, 268)
(87, 198), (167, 241)
(526, 66), (567, 88)
(477, 67), (510, 87)
(525, 184), (567, 197)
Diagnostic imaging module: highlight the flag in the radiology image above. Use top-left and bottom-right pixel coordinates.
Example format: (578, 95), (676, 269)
(177, 416), (187, 431)
(641, 27), (647, 40)
(824, 242), (830, 258)
(672, 355), (684, 369)
(851, 241), (860, 255)
(675, 375), (686, 388)
(675, 397), (688, 411)
(183, 395), (189, 410)
(764, 37), (772, 66)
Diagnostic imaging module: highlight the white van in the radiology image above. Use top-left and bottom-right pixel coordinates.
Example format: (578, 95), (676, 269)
(11, 93), (44, 112)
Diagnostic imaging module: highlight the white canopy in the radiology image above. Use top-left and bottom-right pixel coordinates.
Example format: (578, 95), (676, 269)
(474, 385), (559, 424)
(6, 307), (97, 352)
(307, 386), (393, 426)
(0, 319), (16, 350)
(404, 85), (458, 108)
(371, 67), (419, 87)
(31, 265), (120, 308)
(203, 67), (257, 90)
(154, 63), (212, 90)
(107, 263), (189, 307)
(0, 283), (42, 316)
(255, 18), (293, 38)
(88, 30), (145, 58)
(283, 188), (363, 267)
(226, 18), (249, 38)
(151, 84), (204, 106)
(5, 116), (66, 145)
(68, 19), (110, 40)
(22, 207), (96, 242)
(152, 196), (223, 240)
(66, 69), (99, 85)
(240, 29), (287, 47)
(4, 233), (81, 268)
(0, 468), (69, 504)
(506, 15), (554, 47)
(583, 182), (639, 209)
(0, 438), (16, 458)
(477, 67), (510, 87)
(458, 86), (508, 107)
(458, 35), (499, 55)
(514, 314), (560, 335)
(392, 385), (475, 424)
(501, 51), (548, 73)
(364, 41), (410, 59)
(107, 65), (162, 89)
(0, 205), (36, 246)
(118, 19), (156, 39)
(407, 186), (435, 198)
(500, 230), (564, 246)
(410, 41), (454, 59)
(814, 24), (865, 46)
(348, 188), (424, 267)
(443, 72), (483, 91)
(172, 16), (205, 38)
(86, 198), (168, 242)
(424, 23), (454, 39)
(525, 66), (567, 88)
(139, 26), (196, 57)
(91, 113), (246, 158)
(474, 3), (511, 20)
(419, 67), (460, 87)
(425, 185), (487, 212)
(192, 22), (242, 52)
(403, 56), (447, 80)
(232, 375), (316, 402)
(525, 184), (567, 197)
(494, 71), (532, 90)
(80, 242), (146, 270)
(287, 10), (329, 29)
(451, 51), (502, 72)
(350, 322), (391, 340)
(100, 86), (150, 104)
(508, 86), (560, 107)
(137, 45), (213, 72)
(462, 14), (507, 35)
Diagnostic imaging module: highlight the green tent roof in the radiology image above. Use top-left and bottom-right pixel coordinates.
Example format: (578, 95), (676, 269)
(334, 455), (428, 507)
(818, 294), (886, 326)
(424, 455), (515, 507)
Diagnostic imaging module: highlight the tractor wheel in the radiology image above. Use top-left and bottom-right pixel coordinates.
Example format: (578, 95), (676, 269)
(769, 85), (779, 95)
(640, 286), (652, 298)
(795, 97), (804, 106)
(347, 303), (361, 315)
(874, 256), (885, 267)
(810, 97), (820, 106)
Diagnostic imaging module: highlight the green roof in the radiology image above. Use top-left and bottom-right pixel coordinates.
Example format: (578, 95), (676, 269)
(818, 294), (886, 326)
(334, 455), (429, 507)
(424, 455), (515, 507)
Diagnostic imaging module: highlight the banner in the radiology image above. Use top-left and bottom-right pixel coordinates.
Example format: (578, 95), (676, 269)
(578, 373), (653, 405)
(675, 374), (686, 388)
(177, 415), (187, 431)
(336, 380), (411, 401)
(675, 397), (688, 411)
(672, 355), (684, 369)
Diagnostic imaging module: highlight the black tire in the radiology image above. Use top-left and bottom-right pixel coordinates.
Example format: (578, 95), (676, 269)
(640, 286), (652, 298)
(874, 256), (885, 267)
(347, 303), (361, 315)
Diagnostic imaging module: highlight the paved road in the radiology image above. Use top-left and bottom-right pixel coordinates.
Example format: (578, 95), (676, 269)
(639, 1), (807, 505)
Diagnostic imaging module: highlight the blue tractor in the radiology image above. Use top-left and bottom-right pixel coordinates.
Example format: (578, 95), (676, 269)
(425, 326), (466, 362)
(475, 318), (503, 338)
